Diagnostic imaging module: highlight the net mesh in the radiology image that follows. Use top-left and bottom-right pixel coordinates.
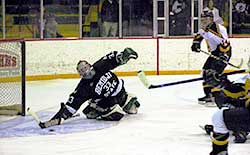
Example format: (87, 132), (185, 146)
(0, 41), (23, 115)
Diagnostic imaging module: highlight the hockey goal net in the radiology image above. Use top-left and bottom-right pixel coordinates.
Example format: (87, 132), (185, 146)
(0, 40), (25, 115)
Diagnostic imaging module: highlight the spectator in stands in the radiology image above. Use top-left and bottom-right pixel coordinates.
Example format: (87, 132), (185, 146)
(32, 9), (46, 38)
(171, 0), (190, 35)
(45, 13), (62, 38)
(139, 0), (153, 36)
(121, 2), (130, 36)
(100, 0), (119, 37)
(203, 0), (224, 24)
(247, 4), (250, 13)
(233, 0), (247, 33)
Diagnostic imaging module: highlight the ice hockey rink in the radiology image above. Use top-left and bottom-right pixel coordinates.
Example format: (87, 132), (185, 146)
(0, 74), (250, 155)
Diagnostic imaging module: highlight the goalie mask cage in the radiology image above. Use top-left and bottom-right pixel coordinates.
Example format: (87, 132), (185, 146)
(0, 40), (25, 116)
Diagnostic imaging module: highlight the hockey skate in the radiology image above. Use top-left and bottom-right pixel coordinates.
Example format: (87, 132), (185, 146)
(233, 131), (248, 143)
(198, 96), (216, 107)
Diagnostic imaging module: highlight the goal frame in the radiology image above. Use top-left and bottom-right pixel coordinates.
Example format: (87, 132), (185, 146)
(0, 39), (26, 116)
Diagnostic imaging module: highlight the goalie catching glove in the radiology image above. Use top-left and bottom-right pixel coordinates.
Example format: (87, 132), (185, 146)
(116, 47), (138, 65)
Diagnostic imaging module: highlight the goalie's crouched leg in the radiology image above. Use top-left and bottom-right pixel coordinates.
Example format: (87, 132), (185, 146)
(82, 105), (101, 119)
(122, 93), (140, 114)
(100, 104), (126, 121)
(82, 101), (126, 121)
(99, 93), (141, 121)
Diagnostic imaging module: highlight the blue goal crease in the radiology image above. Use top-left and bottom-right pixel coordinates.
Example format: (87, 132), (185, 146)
(0, 111), (118, 138)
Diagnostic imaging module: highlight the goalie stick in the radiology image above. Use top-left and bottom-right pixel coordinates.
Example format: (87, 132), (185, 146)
(138, 69), (247, 89)
(27, 107), (80, 129)
(198, 49), (243, 69)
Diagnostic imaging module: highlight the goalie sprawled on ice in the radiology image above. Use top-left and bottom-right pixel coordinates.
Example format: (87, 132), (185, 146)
(39, 47), (140, 128)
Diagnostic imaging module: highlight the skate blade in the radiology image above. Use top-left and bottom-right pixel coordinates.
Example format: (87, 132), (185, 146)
(204, 102), (217, 107)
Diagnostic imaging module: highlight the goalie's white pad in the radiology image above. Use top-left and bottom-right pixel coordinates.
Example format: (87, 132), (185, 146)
(100, 104), (125, 121)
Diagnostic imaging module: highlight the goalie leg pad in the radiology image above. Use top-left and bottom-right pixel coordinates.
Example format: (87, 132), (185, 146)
(100, 104), (125, 121)
(122, 93), (140, 114)
(82, 100), (105, 119)
(82, 105), (102, 119)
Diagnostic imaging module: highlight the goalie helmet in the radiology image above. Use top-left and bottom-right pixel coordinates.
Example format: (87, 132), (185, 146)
(76, 60), (96, 79)
(200, 10), (214, 28)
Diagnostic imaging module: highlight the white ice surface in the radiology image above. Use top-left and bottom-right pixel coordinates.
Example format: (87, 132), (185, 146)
(0, 74), (250, 155)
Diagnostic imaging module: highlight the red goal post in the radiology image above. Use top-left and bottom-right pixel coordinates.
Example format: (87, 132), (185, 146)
(0, 39), (25, 116)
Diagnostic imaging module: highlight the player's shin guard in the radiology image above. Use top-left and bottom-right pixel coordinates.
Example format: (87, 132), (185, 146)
(122, 93), (140, 114)
(210, 132), (229, 155)
(198, 82), (213, 104)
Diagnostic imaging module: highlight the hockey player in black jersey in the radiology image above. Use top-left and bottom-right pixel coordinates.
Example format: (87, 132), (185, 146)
(191, 10), (231, 106)
(47, 47), (140, 126)
(203, 71), (250, 155)
(203, 70), (250, 142)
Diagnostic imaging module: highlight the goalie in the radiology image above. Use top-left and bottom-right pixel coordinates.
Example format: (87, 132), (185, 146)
(191, 10), (232, 106)
(42, 47), (140, 127)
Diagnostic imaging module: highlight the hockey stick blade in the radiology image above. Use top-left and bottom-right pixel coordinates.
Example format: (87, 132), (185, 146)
(27, 107), (41, 123)
(27, 107), (80, 129)
(27, 107), (52, 128)
(137, 70), (151, 88)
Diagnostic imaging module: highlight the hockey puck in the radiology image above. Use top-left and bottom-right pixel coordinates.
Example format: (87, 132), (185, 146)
(49, 129), (55, 132)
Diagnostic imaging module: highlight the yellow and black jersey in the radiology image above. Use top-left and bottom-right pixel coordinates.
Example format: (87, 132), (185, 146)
(212, 76), (250, 108)
(222, 83), (245, 99)
(197, 22), (228, 52)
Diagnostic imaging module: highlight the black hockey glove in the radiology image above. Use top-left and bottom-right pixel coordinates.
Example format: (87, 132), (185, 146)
(116, 47), (138, 65)
(191, 41), (201, 52)
(204, 124), (214, 135)
(50, 102), (74, 122)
